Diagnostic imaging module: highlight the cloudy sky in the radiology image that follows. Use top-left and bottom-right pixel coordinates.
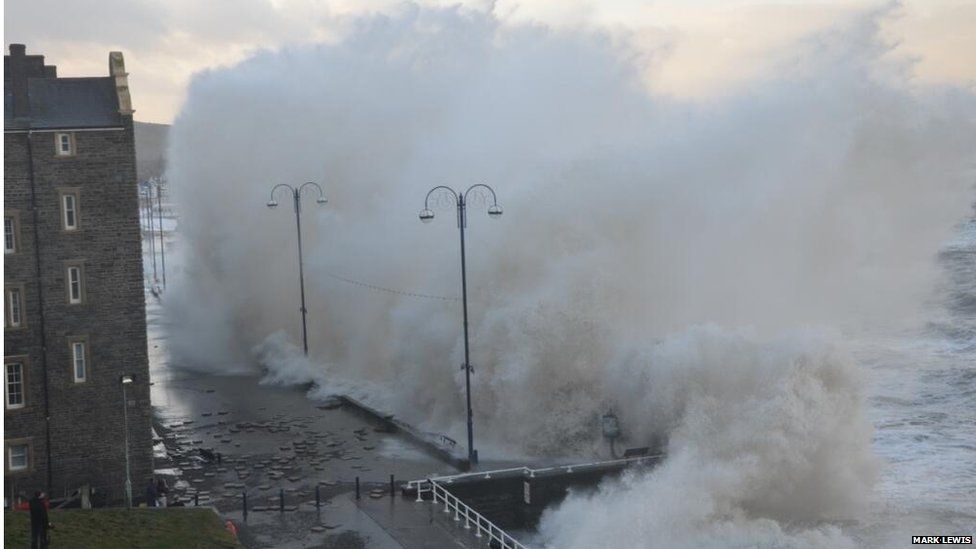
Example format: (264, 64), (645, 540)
(5, 0), (975, 123)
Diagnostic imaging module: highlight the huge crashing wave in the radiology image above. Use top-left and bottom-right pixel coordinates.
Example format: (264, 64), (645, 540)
(165, 4), (976, 546)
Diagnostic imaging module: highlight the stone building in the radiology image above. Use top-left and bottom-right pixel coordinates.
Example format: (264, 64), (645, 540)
(4, 44), (152, 504)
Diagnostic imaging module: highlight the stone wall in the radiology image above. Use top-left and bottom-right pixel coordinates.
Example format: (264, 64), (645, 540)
(4, 118), (153, 503)
(440, 461), (658, 531)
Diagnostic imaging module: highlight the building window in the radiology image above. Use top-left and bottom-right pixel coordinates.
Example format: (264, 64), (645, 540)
(71, 340), (88, 383)
(8, 445), (28, 471)
(61, 191), (80, 231)
(66, 264), (85, 304)
(5, 440), (31, 474)
(5, 361), (25, 410)
(4, 214), (18, 254)
(55, 133), (74, 156)
(6, 286), (25, 329)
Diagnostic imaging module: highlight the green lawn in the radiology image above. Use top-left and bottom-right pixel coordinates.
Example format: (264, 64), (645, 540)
(4, 507), (241, 548)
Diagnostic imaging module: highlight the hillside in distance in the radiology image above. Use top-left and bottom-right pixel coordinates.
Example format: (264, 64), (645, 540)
(134, 120), (169, 181)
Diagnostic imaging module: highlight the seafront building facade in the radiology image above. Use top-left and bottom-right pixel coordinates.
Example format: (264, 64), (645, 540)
(4, 44), (152, 504)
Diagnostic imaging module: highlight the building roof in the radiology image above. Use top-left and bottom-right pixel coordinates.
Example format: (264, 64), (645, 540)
(5, 77), (123, 130)
(4, 45), (130, 131)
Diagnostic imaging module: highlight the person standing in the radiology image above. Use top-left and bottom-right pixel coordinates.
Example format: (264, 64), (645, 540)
(146, 478), (158, 507)
(156, 478), (169, 508)
(28, 491), (50, 549)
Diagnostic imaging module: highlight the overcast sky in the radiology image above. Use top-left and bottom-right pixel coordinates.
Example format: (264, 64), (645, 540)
(5, 0), (975, 123)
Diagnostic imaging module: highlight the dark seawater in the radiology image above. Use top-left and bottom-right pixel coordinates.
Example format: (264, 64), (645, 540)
(857, 213), (975, 547)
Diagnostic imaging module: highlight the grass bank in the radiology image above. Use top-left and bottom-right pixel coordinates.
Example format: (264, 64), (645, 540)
(4, 507), (240, 548)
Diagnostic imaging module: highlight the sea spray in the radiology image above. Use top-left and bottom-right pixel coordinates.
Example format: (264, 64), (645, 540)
(537, 327), (877, 547)
(253, 330), (391, 407)
(166, 1), (974, 452)
(164, 4), (974, 544)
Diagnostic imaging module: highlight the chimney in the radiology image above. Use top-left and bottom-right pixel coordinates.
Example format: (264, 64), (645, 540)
(109, 51), (134, 115)
(8, 44), (30, 119)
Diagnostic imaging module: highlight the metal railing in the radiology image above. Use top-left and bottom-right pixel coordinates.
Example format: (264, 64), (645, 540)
(414, 478), (527, 549)
(409, 454), (662, 487)
(405, 455), (662, 548)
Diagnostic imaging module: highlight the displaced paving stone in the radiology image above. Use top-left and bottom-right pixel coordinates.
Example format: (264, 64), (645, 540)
(310, 526), (326, 533)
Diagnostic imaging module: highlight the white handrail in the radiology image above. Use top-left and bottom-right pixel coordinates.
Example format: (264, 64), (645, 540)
(413, 478), (527, 549)
(407, 454), (662, 489)
(405, 455), (663, 548)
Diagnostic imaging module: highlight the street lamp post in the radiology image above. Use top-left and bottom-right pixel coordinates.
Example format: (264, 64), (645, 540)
(267, 182), (328, 356)
(142, 178), (167, 291)
(419, 184), (503, 466)
(153, 177), (167, 289)
(602, 408), (621, 459)
(141, 183), (158, 286)
(120, 374), (134, 508)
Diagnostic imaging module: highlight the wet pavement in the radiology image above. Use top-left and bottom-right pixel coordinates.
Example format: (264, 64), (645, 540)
(146, 296), (514, 548)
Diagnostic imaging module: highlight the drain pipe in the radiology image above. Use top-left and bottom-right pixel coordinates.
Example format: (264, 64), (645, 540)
(26, 130), (54, 494)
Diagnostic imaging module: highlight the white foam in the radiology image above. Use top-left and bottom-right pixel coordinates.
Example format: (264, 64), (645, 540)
(162, 3), (976, 545)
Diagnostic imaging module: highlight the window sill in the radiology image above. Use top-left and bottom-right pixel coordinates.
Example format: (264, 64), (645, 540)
(4, 467), (34, 476)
